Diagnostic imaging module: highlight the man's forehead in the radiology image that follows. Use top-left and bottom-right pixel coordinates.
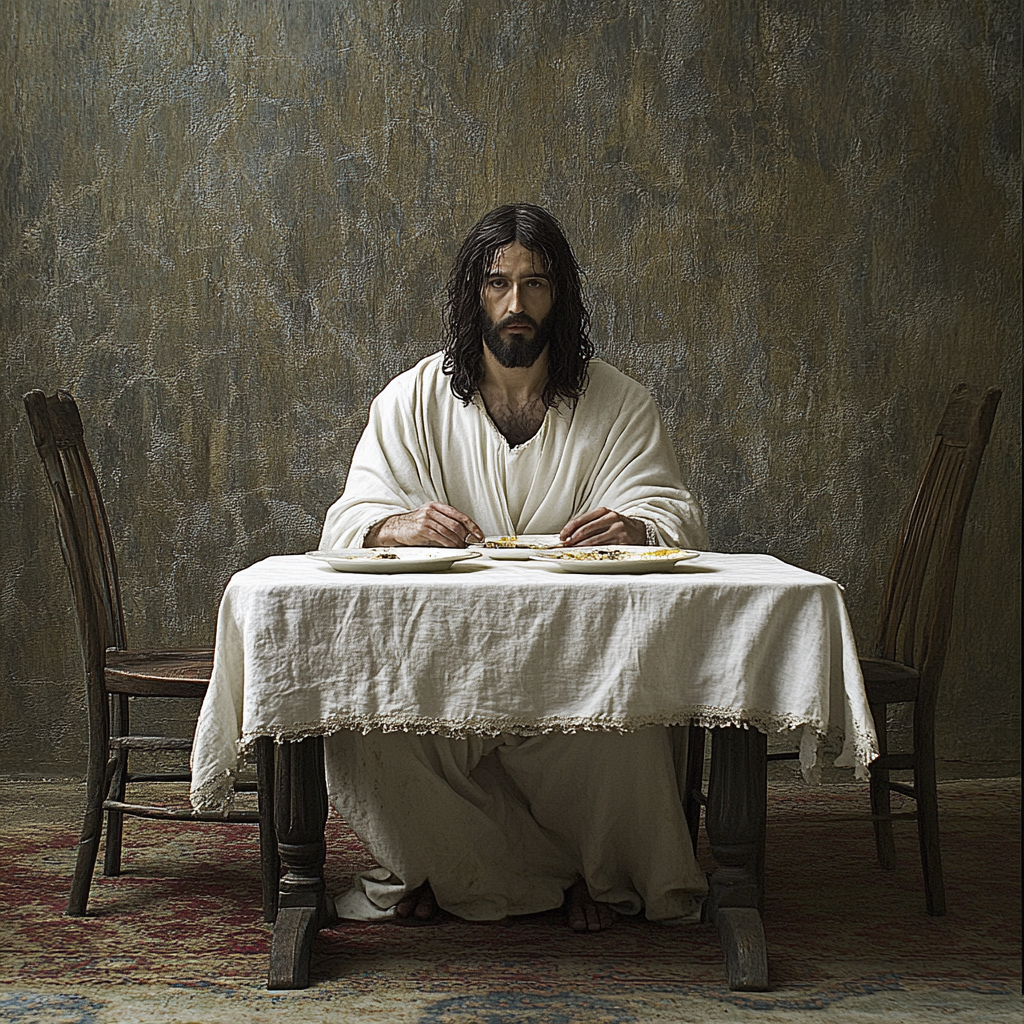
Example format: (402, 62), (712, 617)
(487, 242), (548, 276)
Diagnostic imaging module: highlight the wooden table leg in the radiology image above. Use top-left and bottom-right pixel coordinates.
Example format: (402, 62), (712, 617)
(705, 725), (769, 992)
(268, 735), (337, 990)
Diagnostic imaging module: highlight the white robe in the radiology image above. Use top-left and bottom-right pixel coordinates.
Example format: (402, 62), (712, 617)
(320, 352), (709, 923)
(321, 353), (707, 549)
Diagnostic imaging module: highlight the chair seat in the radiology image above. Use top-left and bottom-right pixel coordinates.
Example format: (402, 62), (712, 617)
(860, 656), (920, 704)
(105, 649), (214, 697)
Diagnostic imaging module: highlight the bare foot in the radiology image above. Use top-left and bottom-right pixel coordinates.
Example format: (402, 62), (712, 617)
(395, 881), (440, 926)
(565, 879), (616, 932)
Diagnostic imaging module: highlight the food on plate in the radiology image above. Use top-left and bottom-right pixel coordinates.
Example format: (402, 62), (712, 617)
(483, 536), (554, 549)
(337, 551), (399, 560)
(542, 548), (689, 561)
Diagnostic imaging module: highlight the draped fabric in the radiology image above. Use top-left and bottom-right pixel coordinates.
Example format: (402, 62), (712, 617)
(320, 353), (707, 550)
(189, 552), (875, 812)
(324, 727), (708, 924)
(191, 355), (875, 923)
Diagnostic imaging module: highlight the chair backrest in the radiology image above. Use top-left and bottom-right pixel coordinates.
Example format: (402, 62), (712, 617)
(874, 384), (1001, 698)
(23, 390), (127, 669)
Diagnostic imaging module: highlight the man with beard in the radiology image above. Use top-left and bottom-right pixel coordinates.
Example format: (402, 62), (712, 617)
(320, 204), (708, 931)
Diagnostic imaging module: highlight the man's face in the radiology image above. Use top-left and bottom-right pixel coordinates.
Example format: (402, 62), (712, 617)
(480, 242), (554, 368)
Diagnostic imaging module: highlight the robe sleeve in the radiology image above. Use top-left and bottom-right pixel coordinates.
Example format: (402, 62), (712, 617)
(320, 374), (441, 549)
(571, 366), (707, 550)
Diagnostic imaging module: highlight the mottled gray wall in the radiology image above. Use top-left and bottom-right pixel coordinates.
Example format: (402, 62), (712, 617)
(2, 1), (1020, 775)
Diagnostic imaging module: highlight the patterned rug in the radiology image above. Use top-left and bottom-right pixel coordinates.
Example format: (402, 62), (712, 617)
(0, 778), (1019, 1023)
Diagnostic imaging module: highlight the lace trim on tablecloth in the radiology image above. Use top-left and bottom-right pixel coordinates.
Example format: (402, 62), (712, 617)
(190, 767), (240, 815)
(235, 706), (820, 743)
(832, 711), (878, 781)
(191, 706), (878, 813)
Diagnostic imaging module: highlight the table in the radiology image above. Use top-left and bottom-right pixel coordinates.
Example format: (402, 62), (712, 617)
(191, 551), (876, 990)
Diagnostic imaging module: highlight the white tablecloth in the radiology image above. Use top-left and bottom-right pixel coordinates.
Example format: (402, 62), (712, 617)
(190, 552), (877, 811)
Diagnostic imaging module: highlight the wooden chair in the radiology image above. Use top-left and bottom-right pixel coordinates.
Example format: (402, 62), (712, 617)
(24, 389), (279, 921)
(683, 383), (1001, 916)
(862, 383), (1000, 915)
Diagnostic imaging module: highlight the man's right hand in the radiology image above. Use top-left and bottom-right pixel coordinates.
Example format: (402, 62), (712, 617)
(365, 503), (484, 548)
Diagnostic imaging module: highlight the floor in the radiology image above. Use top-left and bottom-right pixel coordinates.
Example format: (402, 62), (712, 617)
(1, 767), (1020, 1024)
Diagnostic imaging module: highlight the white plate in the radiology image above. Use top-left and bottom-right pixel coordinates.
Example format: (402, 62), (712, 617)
(529, 547), (700, 574)
(306, 549), (483, 573)
(472, 534), (564, 559)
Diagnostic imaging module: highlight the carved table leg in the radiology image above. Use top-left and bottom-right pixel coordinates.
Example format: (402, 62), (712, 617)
(705, 725), (769, 992)
(268, 735), (337, 990)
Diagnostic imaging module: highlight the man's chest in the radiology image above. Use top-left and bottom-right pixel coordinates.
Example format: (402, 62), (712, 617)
(481, 397), (548, 449)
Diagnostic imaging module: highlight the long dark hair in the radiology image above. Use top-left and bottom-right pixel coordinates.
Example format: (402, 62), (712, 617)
(443, 204), (594, 407)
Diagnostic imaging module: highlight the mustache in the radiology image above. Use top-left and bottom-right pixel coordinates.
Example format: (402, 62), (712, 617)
(497, 313), (539, 330)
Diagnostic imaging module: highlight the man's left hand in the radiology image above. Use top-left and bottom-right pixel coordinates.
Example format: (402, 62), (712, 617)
(560, 508), (647, 546)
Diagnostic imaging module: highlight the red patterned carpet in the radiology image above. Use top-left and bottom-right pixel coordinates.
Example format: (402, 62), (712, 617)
(0, 778), (1019, 1022)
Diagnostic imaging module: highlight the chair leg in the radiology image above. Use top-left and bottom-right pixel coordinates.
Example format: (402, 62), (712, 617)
(67, 775), (105, 915)
(868, 702), (896, 871)
(683, 725), (706, 855)
(103, 694), (129, 877)
(67, 716), (115, 916)
(913, 712), (946, 916)
(256, 736), (280, 923)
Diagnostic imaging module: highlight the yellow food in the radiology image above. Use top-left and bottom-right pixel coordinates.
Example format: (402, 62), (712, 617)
(483, 537), (551, 549)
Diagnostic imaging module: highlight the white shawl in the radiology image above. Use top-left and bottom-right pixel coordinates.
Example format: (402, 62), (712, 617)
(320, 353), (706, 550)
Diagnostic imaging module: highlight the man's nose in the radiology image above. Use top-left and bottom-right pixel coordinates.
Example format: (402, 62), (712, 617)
(506, 283), (524, 314)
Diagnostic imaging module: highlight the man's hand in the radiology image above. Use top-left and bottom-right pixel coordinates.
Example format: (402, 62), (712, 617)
(366, 503), (484, 548)
(560, 508), (647, 547)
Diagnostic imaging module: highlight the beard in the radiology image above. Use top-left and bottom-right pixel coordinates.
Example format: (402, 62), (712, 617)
(481, 312), (552, 368)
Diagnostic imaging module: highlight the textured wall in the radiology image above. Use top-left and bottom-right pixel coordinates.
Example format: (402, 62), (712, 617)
(2, 0), (1020, 775)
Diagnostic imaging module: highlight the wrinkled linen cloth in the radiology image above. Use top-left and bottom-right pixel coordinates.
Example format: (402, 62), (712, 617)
(190, 552), (875, 802)
(325, 726), (707, 923)
(191, 355), (875, 923)
(319, 352), (708, 549)
(189, 553), (874, 921)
